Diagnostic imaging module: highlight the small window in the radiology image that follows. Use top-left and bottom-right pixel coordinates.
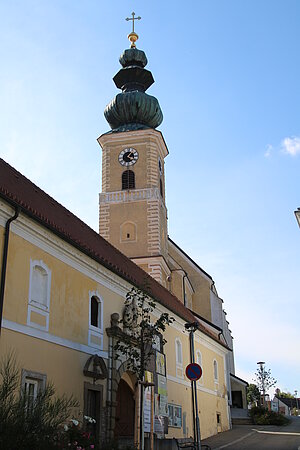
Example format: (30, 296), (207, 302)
(89, 291), (103, 349)
(24, 378), (39, 410)
(90, 296), (101, 328)
(213, 360), (219, 382)
(21, 369), (46, 410)
(120, 221), (137, 242)
(160, 179), (163, 198)
(217, 413), (221, 424)
(122, 170), (135, 190)
(168, 404), (182, 428)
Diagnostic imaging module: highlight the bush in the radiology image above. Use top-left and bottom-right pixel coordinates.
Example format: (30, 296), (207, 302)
(0, 353), (98, 450)
(249, 406), (290, 426)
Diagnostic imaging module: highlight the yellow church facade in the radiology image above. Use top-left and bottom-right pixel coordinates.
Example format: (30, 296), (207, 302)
(0, 156), (230, 444)
(0, 32), (248, 447)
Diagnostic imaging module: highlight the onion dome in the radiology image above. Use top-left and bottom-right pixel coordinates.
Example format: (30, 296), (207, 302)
(104, 47), (163, 132)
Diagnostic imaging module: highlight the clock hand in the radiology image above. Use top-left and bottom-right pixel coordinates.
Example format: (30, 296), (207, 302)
(128, 151), (134, 160)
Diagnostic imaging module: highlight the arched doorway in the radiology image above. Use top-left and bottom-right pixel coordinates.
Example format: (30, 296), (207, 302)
(114, 375), (135, 441)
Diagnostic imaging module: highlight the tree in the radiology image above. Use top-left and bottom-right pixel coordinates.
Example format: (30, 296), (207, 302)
(114, 286), (174, 381)
(278, 391), (294, 399)
(114, 286), (174, 450)
(247, 383), (260, 406)
(254, 362), (276, 405)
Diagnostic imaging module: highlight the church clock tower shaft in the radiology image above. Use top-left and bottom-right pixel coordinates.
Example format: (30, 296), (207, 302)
(98, 42), (170, 286)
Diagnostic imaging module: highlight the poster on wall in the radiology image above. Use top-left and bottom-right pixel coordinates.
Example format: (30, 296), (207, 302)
(144, 386), (152, 433)
(144, 371), (153, 433)
(156, 351), (166, 376)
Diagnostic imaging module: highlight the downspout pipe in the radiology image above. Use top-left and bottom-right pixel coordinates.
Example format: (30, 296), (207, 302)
(0, 207), (20, 335)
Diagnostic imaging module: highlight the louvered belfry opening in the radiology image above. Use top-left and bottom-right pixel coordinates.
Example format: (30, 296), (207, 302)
(122, 170), (135, 190)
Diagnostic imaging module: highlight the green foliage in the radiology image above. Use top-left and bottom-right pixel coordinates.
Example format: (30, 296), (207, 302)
(114, 287), (174, 380)
(249, 406), (290, 426)
(0, 352), (89, 450)
(278, 391), (294, 399)
(247, 383), (260, 405)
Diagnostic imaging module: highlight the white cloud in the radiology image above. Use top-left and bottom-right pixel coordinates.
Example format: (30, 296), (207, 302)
(264, 144), (273, 158)
(281, 136), (300, 156)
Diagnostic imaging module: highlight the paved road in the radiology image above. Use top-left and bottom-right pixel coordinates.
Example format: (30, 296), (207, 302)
(201, 417), (300, 450)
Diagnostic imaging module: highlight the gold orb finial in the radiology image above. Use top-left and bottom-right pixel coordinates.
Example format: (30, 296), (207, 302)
(125, 12), (141, 48)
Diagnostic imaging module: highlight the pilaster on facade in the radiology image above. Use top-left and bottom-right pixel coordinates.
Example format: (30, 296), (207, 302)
(147, 200), (161, 255)
(99, 203), (110, 240)
(101, 148), (111, 192)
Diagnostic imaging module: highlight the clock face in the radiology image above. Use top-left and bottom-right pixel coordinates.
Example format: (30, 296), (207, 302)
(119, 148), (139, 166)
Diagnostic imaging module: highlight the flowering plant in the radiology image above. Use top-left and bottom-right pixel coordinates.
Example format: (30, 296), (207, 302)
(58, 414), (98, 450)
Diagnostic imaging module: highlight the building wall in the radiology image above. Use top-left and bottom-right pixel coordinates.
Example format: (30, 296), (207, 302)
(0, 199), (230, 440)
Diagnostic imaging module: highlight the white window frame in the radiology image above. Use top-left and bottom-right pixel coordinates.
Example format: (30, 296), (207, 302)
(21, 369), (47, 409)
(213, 359), (219, 384)
(27, 259), (51, 331)
(88, 291), (103, 349)
(196, 350), (204, 385)
(175, 337), (183, 378)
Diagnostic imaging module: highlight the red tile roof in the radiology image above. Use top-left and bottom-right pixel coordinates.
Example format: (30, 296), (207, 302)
(0, 157), (228, 349)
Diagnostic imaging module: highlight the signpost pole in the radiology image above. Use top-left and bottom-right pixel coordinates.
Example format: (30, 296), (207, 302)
(185, 322), (202, 450)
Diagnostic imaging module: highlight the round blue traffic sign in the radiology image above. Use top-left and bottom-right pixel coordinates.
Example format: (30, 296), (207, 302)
(186, 363), (202, 381)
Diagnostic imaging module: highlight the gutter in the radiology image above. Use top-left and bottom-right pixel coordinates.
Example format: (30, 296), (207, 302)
(0, 206), (19, 335)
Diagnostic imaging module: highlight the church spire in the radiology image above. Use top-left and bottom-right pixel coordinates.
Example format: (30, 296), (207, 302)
(104, 15), (163, 132)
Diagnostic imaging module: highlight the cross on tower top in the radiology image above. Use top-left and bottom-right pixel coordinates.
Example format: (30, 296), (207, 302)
(126, 12), (141, 33)
(125, 12), (141, 48)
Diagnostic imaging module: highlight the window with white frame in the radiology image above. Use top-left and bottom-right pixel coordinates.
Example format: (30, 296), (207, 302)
(175, 338), (183, 378)
(196, 350), (203, 384)
(21, 369), (46, 410)
(213, 359), (219, 383)
(29, 260), (51, 310)
(88, 291), (103, 349)
(27, 260), (51, 331)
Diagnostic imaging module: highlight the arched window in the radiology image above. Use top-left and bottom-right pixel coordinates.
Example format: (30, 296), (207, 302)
(196, 351), (203, 384)
(89, 292), (103, 350)
(29, 260), (51, 310)
(175, 338), (183, 378)
(120, 221), (137, 242)
(176, 339), (182, 365)
(28, 260), (51, 331)
(91, 296), (101, 328)
(122, 170), (135, 190)
(213, 359), (219, 382)
(196, 351), (202, 368)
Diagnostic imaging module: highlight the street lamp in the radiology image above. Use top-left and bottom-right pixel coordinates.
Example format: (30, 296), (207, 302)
(295, 390), (299, 415)
(294, 208), (300, 228)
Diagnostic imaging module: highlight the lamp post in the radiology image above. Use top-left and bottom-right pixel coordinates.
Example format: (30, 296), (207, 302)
(295, 390), (299, 415)
(257, 361), (266, 406)
(294, 208), (300, 228)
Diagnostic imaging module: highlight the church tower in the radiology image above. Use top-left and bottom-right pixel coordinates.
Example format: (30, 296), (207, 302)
(98, 30), (170, 286)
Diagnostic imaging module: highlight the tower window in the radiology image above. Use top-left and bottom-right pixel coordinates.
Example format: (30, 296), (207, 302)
(122, 170), (135, 190)
(160, 179), (163, 198)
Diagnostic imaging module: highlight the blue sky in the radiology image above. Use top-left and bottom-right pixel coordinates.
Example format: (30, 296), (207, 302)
(1, 1), (300, 395)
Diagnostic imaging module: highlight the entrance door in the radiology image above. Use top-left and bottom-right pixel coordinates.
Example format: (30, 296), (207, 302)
(114, 379), (135, 438)
(84, 383), (102, 441)
(232, 390), (243, 408)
